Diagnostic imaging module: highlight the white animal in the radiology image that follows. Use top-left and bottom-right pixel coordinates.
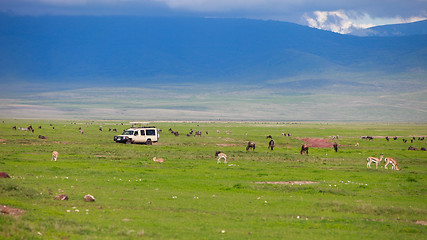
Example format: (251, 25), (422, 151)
(367, 154), (383, 169)
(153, 157), (164, 163)
(52, 151), (59, 161)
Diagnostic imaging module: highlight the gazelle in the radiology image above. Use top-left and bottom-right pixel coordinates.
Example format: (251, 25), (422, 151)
(52, 151), (59, 161)
(153, 157), (164, 163)
(83, 194), (96, 202)
(367, 154), (383, 169)
(215, 151), (228, 163)
(384, 157), (400, 170)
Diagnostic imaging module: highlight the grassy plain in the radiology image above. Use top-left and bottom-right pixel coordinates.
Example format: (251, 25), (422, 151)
(0, 120), (426, 239)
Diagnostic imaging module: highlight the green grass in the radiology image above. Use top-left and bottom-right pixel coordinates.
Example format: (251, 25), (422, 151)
(0, 120), (426, 239)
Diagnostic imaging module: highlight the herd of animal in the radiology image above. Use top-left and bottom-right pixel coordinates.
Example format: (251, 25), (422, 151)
(9, 123), (425, 171)
(4, 122), (422, 209)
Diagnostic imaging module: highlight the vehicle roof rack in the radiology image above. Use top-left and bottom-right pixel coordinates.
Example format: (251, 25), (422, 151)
(130, 125), (157, 128)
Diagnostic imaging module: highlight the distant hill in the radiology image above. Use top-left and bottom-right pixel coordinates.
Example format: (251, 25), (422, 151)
(351, 19), (427, 36)
(0, 15), (426, 89)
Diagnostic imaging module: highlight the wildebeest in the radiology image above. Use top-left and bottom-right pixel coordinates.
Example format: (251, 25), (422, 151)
(408, 146), (418, 151)
(38, 135), (48, 139)
(361, 136), (373, 140)
(300, 144), (309, 155)
(215, 151), (228, 163)
(194, 131), (202, 137)
(268, 139), (275, 150)
(246, 141), (256, 151)
(333, 142), (338, 152)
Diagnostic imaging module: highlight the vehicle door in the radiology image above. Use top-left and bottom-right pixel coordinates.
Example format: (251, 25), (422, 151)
(146, 129), (157, 142)
(132, 129), (141, 143)
(139, 129), (147, 143)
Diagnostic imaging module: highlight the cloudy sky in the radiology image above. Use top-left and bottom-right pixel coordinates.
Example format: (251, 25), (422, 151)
(1, 0), (426, 33)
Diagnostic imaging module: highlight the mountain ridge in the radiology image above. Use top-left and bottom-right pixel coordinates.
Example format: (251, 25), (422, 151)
(351, 19), (427, 36)
(0, 15), (426, 88)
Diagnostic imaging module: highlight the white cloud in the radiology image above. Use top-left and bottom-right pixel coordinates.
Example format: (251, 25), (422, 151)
(304, 10), (427, 34)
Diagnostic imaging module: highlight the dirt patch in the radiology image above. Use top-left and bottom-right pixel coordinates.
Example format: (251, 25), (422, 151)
(0, 139), (5, 142)
(216, 144), (237, 147)
(254, 181), (319, 185)
(299, 138), (334, 148)
(0, 205), (25, 217)
(416, 220), (427, 226)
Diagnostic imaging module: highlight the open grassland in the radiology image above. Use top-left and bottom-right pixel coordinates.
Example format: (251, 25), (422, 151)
(0, 120), (426, 239)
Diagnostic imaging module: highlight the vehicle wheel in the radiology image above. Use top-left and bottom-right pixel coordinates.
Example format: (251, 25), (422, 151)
(126, 140), (132, 144)
(146, 139), (152, 145)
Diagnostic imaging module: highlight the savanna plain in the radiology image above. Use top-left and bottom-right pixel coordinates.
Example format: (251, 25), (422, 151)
(0, 120), (426, 239)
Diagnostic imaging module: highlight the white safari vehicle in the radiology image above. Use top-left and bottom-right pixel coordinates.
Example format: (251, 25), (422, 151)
(114, 126), (159, 145)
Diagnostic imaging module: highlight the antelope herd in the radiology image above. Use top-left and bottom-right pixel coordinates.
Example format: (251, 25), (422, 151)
(367, 154), (400, 170)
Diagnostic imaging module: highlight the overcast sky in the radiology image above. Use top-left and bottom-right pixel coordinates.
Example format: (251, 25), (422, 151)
(1, 0), (426, 33)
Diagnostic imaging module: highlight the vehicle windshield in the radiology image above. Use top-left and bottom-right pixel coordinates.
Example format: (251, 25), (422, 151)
(122, 130), (134, 135)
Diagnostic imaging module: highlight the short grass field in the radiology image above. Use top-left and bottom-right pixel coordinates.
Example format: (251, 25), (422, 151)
(0, 120), (426, 239)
